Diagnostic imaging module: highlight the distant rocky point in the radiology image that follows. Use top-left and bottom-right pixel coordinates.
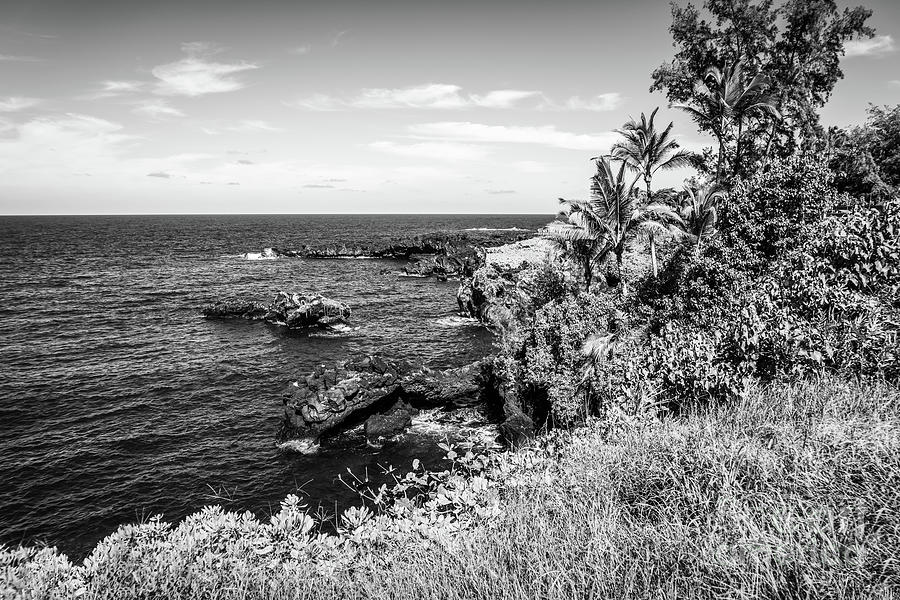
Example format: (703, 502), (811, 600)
(203, 291), (351, 330)
(244, 228), (532, 262)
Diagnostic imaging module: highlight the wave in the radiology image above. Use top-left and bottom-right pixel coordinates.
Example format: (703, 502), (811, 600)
(242, 252), (278, 261)
(435, 316), (482, 328)
(463, 227), (530, 232)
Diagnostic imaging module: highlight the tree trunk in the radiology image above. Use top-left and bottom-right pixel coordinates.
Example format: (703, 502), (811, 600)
(583, 258), (592, 292)
(763, 120), (776, 171)
(735, 118), (743, 178)
(645, 178), (658, 279)
(715, 133), (725, 186)
(616, 252), (626, 297)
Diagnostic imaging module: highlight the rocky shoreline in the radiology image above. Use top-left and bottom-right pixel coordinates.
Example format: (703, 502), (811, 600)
(273, 234), (553, 453)
(206, 231), (553, 454)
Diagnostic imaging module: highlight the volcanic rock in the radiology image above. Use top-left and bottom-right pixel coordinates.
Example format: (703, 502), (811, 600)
(203, 291), (351, 330)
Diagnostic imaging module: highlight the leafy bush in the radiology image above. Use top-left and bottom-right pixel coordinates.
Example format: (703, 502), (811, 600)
(720, 155), (840, 259)
(813, 198), (900, 302)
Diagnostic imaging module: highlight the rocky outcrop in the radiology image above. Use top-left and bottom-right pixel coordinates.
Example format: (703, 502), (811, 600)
(456, 265), (521, 329)
(280, 356), (411, 453)
(278, 355), (522, 452)
(402, 360), (491, 407)
(402, 254), (471, 280)
(203, 292), (351, 330)
(456, 238), (555, 327)
(245, 230), (532, 263)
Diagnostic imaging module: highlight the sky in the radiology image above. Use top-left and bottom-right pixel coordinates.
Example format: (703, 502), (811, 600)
(0, 0), (898, 214)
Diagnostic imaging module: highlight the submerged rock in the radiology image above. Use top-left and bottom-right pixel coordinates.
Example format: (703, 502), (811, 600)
(203, 292), (351, 330)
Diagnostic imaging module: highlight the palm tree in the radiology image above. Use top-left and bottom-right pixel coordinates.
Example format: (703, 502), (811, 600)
(677, 183), (723, 255)
(610, 107), (693, 277)
(590, 157), (682, 295)
(543, 197), (612, 291)
(674, 60), (780, 183)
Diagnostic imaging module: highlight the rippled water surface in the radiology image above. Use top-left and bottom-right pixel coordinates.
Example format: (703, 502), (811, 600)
(0, 214), (549, 558)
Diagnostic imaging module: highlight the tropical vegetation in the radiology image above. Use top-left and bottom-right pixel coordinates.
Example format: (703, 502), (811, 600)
(3, 0), (899, 598)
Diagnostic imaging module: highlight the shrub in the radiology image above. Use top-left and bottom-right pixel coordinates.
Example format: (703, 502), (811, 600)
(519, 293), (613, 427)
(720, 155), (840, 259)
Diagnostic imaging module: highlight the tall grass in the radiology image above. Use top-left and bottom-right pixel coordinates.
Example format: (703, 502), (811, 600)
(3, 376), (899, 599)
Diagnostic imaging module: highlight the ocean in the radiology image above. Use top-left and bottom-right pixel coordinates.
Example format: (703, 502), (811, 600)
(0, 214), (550, 559)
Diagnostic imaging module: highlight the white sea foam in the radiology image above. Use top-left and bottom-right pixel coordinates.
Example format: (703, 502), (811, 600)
(435, 316), (481, 327)
(243, 253), (277, 261)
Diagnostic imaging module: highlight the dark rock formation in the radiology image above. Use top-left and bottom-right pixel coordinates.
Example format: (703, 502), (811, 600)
(279, 355), (515, 451)
(456, 265), (522, 328)
(496, 387), (535, 447)
(280, 357), (410, 451)
(365, 401), (417, 446)
(402, 254), (471, 280)
(402, 360), (492, 407)
(203, 292), (351, 330)
(248, 230), (531, 264)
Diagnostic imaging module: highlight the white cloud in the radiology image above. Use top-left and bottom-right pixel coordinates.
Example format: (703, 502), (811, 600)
(103, 80), (145, 94)
(561, 92), (623, 111)
(289, 45), (311, 55)
(147, 171), (171, 178)
(0, 114), (138, 180)
(290, 84), (542, 110)
(889, 80), (900, 88)
(132, 100), (185, 118)
(370, 141), (489, 161)
(0, 54), (42, 62)
(152, 43), (258, 96)
(225, 120), (284, 133)
(471, 90), (543, 108)
(0, 96), (42, 112)
(409, 122), (617, 151)
(845, 35), (895, 58)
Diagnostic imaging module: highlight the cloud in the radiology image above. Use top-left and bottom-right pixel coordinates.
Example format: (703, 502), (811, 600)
(103, 80), (145, 94)
(889, 80), (900, 88)
(147, 171), (171, 178)
(152, 42), (259, 96)
(486, 189), (516, 195)
(0, 97), (42, 112)
(236, 159), (254, 165)
(331, 30), (349, 47)
(289, 45), (311, 55)
(370, 140), (489, 161)
(561, 92), (623, 111)
(303, 183), (335, 189)
(0, 54), (42, 62)
(291, 84), (541, 110)
(226, 120), (283, 133)
(511, 160), (551, 173)
(471, 90), (543, 109)
(409, 122), (617, 151)
(845, 35), (895, 58)
(132, 100), (185, 118)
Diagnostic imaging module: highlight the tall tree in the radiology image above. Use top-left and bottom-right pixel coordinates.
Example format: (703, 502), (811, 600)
(590, 157), (682, 295)
(674, 61), (780, 182)
(678, 183), (724, 254)
(610, 107), (693, 277)
(544, 197), (612, 291)
(652, 0), (874, 162)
